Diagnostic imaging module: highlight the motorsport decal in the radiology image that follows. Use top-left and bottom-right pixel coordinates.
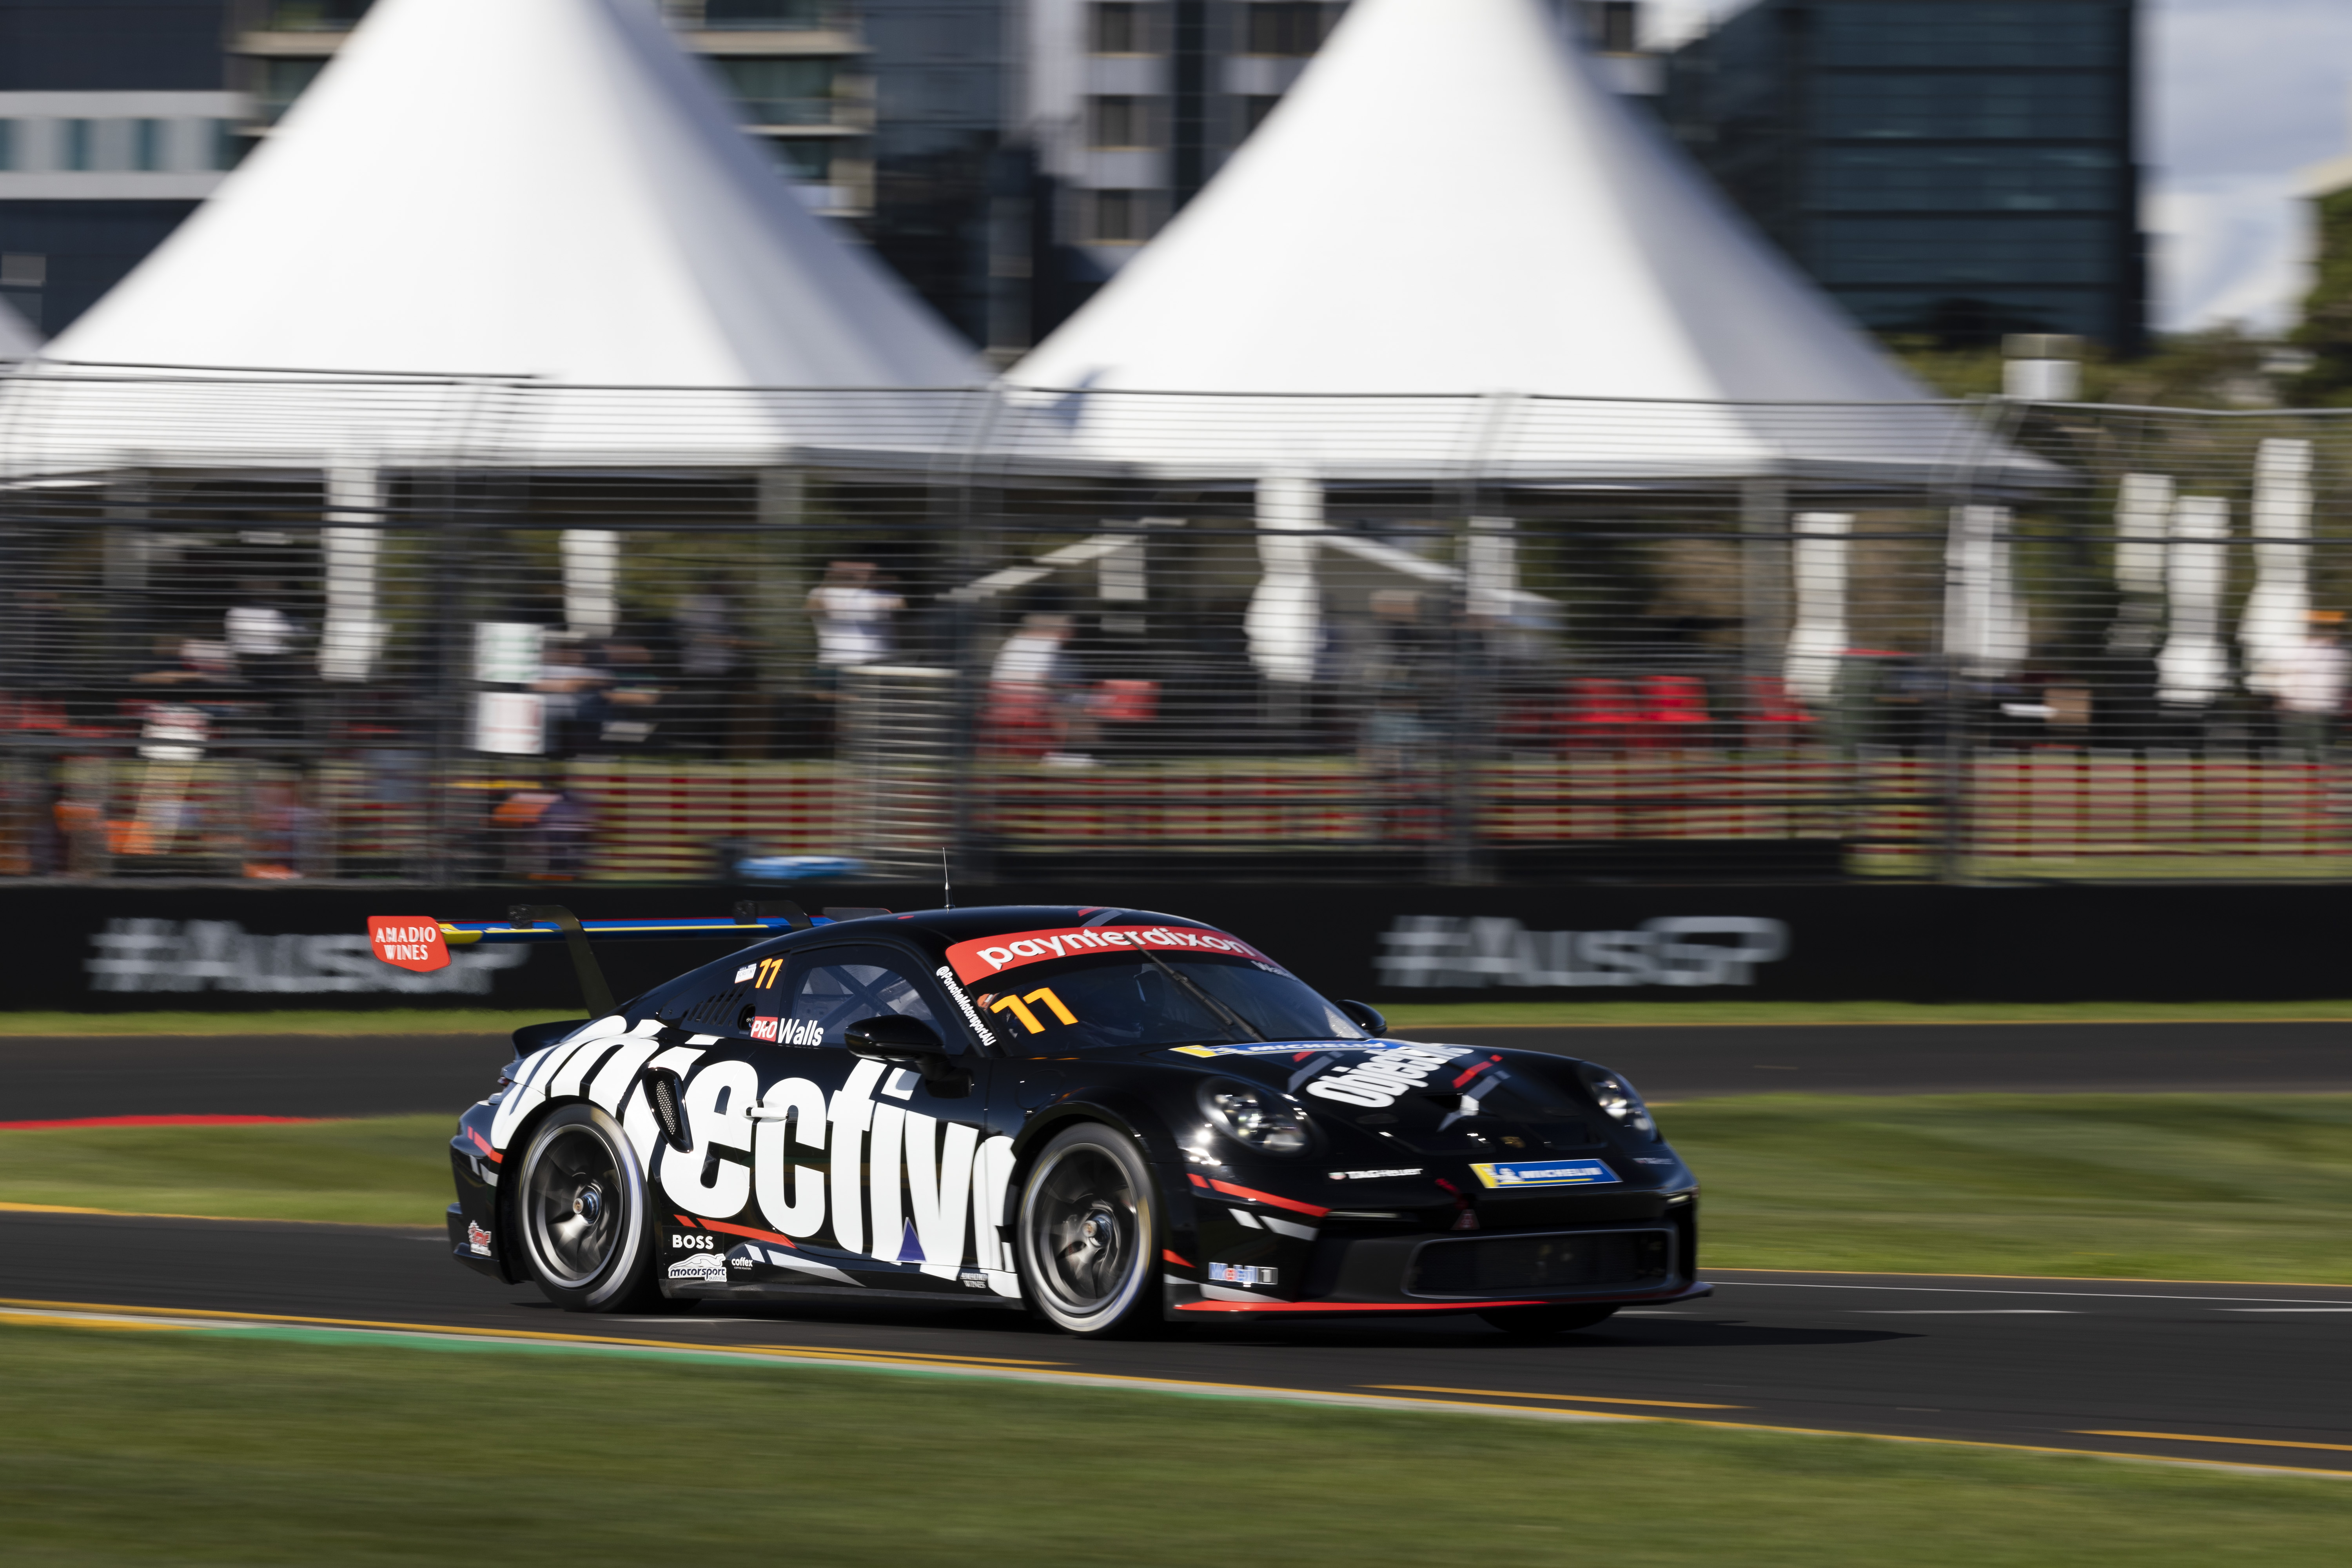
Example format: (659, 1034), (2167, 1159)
(748, 1016), (824, 1045)
(1209, 1263), (1278, 1286)
(1328, 1167), (1423, 1181)
(466, 1221), (493, 1257)
(1468, 1159), (1620, 1189)
(945, 924), (1279, 984)
(734, 964), (757, 983)
(667, 1252), (728, 1284)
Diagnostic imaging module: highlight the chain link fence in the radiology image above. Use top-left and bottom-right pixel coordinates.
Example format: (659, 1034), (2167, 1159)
(3, 367), (2350, 885)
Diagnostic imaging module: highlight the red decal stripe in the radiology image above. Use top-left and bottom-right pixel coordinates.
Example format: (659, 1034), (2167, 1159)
(1189, 1173), (1210, 1189)
(1161, 1249), (1194, 1268)
(1207, 1178), (1330, 1218)
(1450, 1060), (1495, 1090)
(0, 1114), (323, 1131)
(465, 1127), (504, 1163)
(1176, 1299), (1550, 1314)
(698, 1218), (797, 1249)
(674, 1214), (699, 1228)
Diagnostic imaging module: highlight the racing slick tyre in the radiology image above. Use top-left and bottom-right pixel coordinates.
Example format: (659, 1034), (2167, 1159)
(1016, 1123), (1164, 1338)
(1477, 1303), (1621, 1337)
(512, 1103), (666, 1313)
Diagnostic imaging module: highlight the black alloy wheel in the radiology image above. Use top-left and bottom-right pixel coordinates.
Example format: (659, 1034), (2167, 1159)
(1016, 1123), (1162, 1337)
(514, 1103), (663, 1312)
(1477, 1303), (1622, 1336)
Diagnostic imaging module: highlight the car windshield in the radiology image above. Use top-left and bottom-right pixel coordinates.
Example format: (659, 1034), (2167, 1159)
(968, 954), (1367, 1053)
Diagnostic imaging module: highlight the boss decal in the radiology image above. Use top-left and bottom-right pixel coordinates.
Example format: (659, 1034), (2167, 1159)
(671, 1232), (718, 1250)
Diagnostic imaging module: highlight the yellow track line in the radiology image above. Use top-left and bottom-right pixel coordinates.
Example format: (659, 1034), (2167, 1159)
(1400, 1018), (2352, 1029)
(2077, 1430), (2352, 1455)
(4, 1298), (2347, 1482)
(0, 1298), (1062, 1370)
(0, 1201), (434, 1229)
(1707, 1266), (2352, 1289)
(1370, 1383), (1741, 1409)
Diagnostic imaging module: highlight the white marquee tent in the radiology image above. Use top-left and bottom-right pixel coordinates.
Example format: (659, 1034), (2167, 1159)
(0, 297), (37, 363)
(0, 0), (980, 473)
(1003, 0), (2025, 487)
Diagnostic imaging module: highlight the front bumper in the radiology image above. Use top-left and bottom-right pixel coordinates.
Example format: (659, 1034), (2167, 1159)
(1168, 1214), (1705, 1316)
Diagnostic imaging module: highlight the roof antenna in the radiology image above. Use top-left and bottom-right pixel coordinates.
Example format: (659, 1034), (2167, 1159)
(940, 846), (954, 909)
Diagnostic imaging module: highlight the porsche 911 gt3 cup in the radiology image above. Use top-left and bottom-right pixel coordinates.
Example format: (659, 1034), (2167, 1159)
(405, 903), (1710, 1337)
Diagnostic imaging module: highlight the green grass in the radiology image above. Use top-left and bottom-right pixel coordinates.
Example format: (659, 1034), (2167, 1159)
(1670, 1093), (2352, 1283)
(1381, 999), (2352, 1027)
(0, 1325), (2345, 1566)
(0, 1009), (552, 1036)
(0, 1114), (451, 1227)
(8, 1096), (2350, 1284)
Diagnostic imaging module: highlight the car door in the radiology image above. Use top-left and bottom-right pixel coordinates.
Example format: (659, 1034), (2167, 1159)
(654, 942), (1009, 1298)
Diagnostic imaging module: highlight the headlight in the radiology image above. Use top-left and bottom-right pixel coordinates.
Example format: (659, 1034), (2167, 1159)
(1577, 1064), (1656, 1139)
(1201, 1082), (1311, 1156)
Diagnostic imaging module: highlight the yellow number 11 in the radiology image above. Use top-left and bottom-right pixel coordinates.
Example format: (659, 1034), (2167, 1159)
(988, 986), (1078, 1033)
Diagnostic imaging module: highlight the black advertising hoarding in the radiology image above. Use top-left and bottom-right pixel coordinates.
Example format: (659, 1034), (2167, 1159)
(6, 879), (2349, 1012)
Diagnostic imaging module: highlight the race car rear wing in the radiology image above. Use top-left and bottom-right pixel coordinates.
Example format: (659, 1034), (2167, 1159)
(368, 900), (888, 1017)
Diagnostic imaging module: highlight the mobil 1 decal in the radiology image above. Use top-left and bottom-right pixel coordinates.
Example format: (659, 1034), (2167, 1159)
(650, 1052), (1020, 1296)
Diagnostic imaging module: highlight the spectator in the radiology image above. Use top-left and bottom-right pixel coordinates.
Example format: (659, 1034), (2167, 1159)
(673, 581), (746, 755)
(806, 561), (903, 686)
(2276, 612), (2350, 758)
(992, 613), (1094, 765)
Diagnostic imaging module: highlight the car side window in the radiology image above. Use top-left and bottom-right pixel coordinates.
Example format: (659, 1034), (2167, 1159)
(757, 947), (941, 1049)
(648, 950), (777, 1036)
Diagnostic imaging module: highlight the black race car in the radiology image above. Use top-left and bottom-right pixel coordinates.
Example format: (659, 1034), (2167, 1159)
(416, 903), (1709, 1337)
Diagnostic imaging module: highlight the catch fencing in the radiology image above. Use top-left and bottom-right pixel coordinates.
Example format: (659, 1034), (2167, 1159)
(3, 367), (2350, 885)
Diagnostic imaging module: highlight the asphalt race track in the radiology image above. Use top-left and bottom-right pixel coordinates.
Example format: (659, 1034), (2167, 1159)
(3, 1208), (2347, 1476)
(5, 1021), (2349, 1476)
(5, 1020), (2350, 1120)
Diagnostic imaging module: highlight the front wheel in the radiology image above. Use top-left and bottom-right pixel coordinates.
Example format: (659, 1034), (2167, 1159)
(1016, 1123), (1163, 1338)
(512, 1103), (663, 1312)
(1477, 1303), (1621, 1337)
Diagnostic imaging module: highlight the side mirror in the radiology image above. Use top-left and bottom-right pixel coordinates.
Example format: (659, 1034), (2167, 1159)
(845, 1015), (962, 1083)
(1338, 998), (1388, 1036)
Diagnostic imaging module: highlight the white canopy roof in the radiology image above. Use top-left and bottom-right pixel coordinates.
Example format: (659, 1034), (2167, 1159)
(5, 0), (978, 472)
(0, 296), (37, 362)
(1004, 0), (2017, 485)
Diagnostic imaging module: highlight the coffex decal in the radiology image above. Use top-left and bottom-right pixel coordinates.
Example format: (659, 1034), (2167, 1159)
(1299, 1044), (1473, 1109)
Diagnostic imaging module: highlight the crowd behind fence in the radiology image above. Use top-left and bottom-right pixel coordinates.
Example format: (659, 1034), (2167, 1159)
(5, 372), (2352, 884)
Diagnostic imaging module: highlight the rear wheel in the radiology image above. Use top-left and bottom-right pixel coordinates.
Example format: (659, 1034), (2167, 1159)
(513, 1103), (663, 1312)
(1477, 1303), (1621, 1337)
(1016, 1123), (1162, 1338)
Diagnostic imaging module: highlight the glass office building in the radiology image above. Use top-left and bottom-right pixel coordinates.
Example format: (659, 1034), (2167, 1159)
(1664, 0), (2143, 351)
